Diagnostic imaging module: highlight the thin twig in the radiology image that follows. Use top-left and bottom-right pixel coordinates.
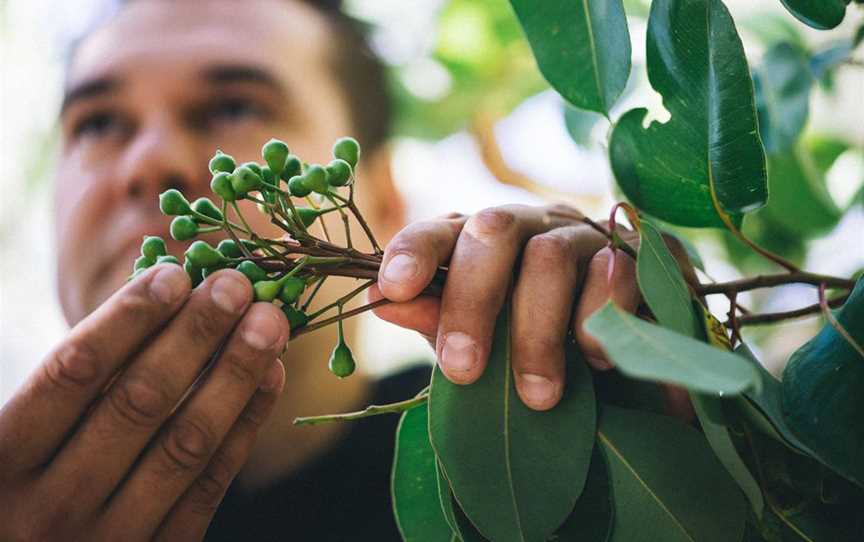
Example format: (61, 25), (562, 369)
(290, 298), (392, 339)
(734, 294), (849, 326)
(293, 391), (429, 426)
(697, 273), (855, 296)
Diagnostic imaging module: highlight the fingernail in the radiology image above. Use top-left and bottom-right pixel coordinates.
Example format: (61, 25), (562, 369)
(441, 332), (477, 373)
(211, 275), (248, 313)
(150, 266), (188, 304)
(383, 253), (418, 284)
(242, 309), (283, 350)
(519, 373), (557, 407)
(260, 359), (285, 391)
(586, 355), (614, 370)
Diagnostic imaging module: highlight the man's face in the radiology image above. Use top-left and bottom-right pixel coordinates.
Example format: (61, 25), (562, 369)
(55, 0), (353, 325)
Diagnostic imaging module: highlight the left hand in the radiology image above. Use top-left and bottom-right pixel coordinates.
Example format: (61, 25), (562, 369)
(369, 204), (643, 411)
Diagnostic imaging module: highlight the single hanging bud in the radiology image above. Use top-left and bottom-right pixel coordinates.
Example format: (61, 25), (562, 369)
(211, 171), (237, 201)
(231, 165), (262, 195)
(209, 150), (236, 174)
(303, 164), (330, 195)
(185, 241), (227, 268)
(281, 155), (302, 181)
(288, 175), (311, 197)
(159, 189), (193, 216)
(289, 207), (321, 227)
(217, 239), (242, 259)
(140, 236), (167, 261)
(191, 197), (224, 222)
(332, 137), (360, 168)
(326, 158), (352, 187)
(170, 216), (199, 241)
(278, 277), (306, 304)
(328, 340), (356, 378)
(262, 138), (290, 176)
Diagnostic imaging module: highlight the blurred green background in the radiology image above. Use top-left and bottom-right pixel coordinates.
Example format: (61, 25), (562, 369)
(1, 0), (862, 402)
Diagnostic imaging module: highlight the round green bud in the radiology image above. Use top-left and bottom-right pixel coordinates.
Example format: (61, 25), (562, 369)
(210, 172), (237, 201)
(155, 255), (181, 266)
(185, 241), (226, 268)
(184, 257), (204, 287)
(209, 150), (236, 174)
(288, 175), (311, 198)
(281, 155), (302, 181)
(254, 280), (282, 302)
(134, 255), (154, 272)
(236, 260), (268, 283)
(303, 164), (330, 195)
(289, 207), (320, 227)
(328, 341), (356, 378)
(262, 138), (290, 176)
(241, 161), (263, 176)
(278, 277), (306, 304)
(281, 305), (309, 329)
(170, 215), (199, 241)
(159, 189), (193, 216)
(231, 165), (262, 195)
(333, 137), (360, 168)
(140, 236), (167, 260)
(217, 239), (243, 259)
(191, 197), (224, 222)
(326, 158), (352, 187)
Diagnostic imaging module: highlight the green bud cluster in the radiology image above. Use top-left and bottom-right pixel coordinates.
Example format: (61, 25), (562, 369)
(129, 236), (180, 280)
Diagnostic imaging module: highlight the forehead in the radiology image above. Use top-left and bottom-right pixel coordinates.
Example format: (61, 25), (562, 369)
(68, 0), (332, 89)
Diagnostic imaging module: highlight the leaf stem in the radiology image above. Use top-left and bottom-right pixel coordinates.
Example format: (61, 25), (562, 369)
(293, 390), (429, 426)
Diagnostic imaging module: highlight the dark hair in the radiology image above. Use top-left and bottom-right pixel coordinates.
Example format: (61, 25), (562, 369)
(310, 4), (392, 154)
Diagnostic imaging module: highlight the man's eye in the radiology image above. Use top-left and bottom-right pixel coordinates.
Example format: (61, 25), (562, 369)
(204, 98), (267, 125)
(72, 112), (121, 139)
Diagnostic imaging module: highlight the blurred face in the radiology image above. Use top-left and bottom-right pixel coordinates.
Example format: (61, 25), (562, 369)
(55, 0), (354, 324)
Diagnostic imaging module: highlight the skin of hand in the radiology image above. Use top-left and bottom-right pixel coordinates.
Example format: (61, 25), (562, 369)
(372, 207), (697, 417)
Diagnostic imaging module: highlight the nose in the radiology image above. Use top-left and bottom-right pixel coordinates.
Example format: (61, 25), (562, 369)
(115, 115), (202, 206)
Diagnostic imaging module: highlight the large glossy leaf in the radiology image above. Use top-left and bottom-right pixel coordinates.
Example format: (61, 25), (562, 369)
(549, 448), (614, 541)
(598, 406), (747, 542)
(429, 304), (596, 542)
(584, 303), (760, 395)
(436, 462), (486, 542)
(636, 221), (701, 338)
(778, 0), (847, 30)
(782, 278), (864, 487)
(609, 0), (767, 228)
(392, 403), (455, 542)
(510, 0), (631, 115)
(753, 42), (812, 153)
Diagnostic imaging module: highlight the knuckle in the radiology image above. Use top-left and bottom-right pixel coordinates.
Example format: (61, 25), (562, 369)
(42, 339), (102, 391)
(239, 397), (270, 428)
(160, 418), (217, 473)
(221, 351), (260, 387)
(525, 233), (573, 269)
(466, 207), (520, 241)
(108, 374), (170, 428)
(186, 306), (226, 344)
(115, 287), (156, 314)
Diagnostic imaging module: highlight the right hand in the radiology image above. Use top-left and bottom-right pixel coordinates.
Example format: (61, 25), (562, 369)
(0, 265), (290, 541)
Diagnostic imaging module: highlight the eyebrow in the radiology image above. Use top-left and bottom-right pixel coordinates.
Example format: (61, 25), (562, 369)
(60, 76), (120, 114)
(200, 63), (288, 98)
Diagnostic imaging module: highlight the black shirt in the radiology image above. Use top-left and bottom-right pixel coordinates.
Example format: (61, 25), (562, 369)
(206, 364), (432, 542)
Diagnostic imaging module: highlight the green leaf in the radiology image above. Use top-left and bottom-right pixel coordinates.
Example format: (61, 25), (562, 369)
(436, 461), (488, 542)
(548, 447), (614, 541)
(691, 393), (765, 519)
(598, 406), (747, 542)
(429, 303), (596, 542)
(392, 403), (456, 542)
(563, 102), (602, 147)
(585, 302), (760, 395)
(782, 278), (864, 487)
(762, 500), (864, 541)
(778, 0), (847, 30)
(510, 0), (631, 115)
(636, 221), (701, 338)
(806, 135), (850, 176)
(753, 42), (812, 153)
(609, 0), (767, 228)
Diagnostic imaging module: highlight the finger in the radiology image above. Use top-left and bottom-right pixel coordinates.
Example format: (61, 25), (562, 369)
(0, 264), (190, 476)
(100, 303), (288, 538)
(511, 226), (606, 410)
(41, 270), (253, 514)
(573, 247), (640, 369)
(436, 205), (556, 384)
(153, 372), (283, 542)
(368, 285), (439, 341)
(377, 213), (467, 302)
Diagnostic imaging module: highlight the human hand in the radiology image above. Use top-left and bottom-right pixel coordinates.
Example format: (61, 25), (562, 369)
(0, 265), (289, 541)
(370, 204), (651, 411)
